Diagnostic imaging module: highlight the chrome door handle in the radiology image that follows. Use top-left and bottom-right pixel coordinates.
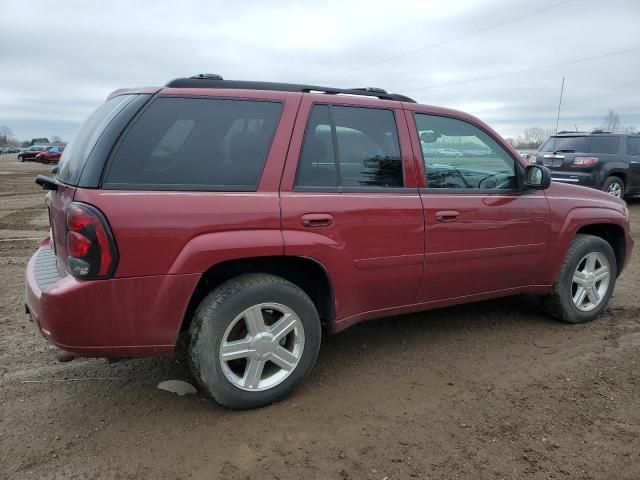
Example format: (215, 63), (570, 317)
(301, 213), (334, 228)
(435, 210), (460, 223)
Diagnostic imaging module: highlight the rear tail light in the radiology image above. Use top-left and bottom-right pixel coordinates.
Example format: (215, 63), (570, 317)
(65, 203), (118, 279)
(572, 156), (599, 167)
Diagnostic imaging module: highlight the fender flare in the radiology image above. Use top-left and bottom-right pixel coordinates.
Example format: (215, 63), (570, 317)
(536, 206), (628, 285)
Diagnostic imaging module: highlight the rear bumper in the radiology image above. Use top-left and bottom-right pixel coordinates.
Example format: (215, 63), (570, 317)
(25, 243), (200, 358)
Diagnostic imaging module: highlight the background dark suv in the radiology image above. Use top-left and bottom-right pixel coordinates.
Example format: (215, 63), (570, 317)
(534, 131), (640, 198)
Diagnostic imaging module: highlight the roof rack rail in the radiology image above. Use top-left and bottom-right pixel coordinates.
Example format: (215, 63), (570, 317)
(590, 129), (611, 134)
(164, 76), (417, 103)
(189, 73), (224, 80)
(350, 87), (387, 94)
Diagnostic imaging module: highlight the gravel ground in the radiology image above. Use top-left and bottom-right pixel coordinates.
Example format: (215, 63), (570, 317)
(1, 153), (638, 480)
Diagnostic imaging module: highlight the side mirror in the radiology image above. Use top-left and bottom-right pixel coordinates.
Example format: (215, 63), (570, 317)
(524, 164), (551, 190)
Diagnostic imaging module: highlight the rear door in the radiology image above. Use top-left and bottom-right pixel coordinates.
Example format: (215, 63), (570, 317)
(280, 95), (425, 324)
(589, 136), (626, 186)
(625, 136), (640, 191)
(406, 109), (550, 302)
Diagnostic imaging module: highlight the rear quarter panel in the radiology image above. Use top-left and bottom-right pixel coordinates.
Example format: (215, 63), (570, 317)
(75, 190), (284, 277)
(75, 89), (302, 278)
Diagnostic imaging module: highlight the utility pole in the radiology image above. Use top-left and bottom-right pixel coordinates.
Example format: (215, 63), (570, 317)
(555, 76), (565, 134)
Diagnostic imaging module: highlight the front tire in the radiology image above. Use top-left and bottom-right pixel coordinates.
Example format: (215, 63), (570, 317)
(602, 176), (624, 198)
(188, 274), (321, 409)
(543, 234), (617, 323)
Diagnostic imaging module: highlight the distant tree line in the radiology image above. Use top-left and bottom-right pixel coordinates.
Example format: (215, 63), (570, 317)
(505, 127), (555, 150)
(0, 125), (65, 147)
(505, 110), (638, 150)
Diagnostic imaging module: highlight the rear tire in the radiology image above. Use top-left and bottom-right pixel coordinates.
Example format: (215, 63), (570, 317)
(543, 234), (617, 324)
(602, 176), (624, 198)
(188, 273), (321, 409)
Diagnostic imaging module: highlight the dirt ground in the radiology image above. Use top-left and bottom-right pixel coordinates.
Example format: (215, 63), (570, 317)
(0, 153), (638, 480)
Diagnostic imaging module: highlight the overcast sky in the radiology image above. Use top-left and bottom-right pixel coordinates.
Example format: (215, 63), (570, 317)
(1, 0), (639, 142)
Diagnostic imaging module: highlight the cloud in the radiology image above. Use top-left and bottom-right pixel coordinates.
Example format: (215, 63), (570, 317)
(0, 0), (638, 141)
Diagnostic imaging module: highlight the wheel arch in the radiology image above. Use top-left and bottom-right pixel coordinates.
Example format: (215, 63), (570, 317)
(604, 169), (628, 191)
(179, 255), (335, 338)
(537, 207), (629, 286)
(575, 223), (627, 276)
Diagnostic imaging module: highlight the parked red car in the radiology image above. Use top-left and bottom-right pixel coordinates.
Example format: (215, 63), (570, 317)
(35, 145), (64, 164)
(26, 75), (633, 409)
(18, 145), (48, 162)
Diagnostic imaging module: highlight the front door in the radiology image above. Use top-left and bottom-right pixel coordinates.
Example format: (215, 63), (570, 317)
(280, 97), (425, 323)
(407, 110), (551, 302)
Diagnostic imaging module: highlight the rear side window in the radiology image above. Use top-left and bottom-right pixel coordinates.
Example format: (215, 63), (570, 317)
(295, 105), (403, 189)
(627, 137), (640, 156)
(590, 136), (619, 154)
(104, 97), (282, 190)
(295, 105), (338, 187)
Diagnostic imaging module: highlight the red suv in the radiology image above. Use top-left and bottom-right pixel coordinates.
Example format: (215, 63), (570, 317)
(18, 145), (48, 162)
(25, 75), (633, 409)
(35, 145), (64, 164)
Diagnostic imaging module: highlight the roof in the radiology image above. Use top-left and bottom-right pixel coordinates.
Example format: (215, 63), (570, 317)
(164, 74), (417, 103)
(554, 130), (638, 136)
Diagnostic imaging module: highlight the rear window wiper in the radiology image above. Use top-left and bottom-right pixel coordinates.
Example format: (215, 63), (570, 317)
(35, 175), (63, 191)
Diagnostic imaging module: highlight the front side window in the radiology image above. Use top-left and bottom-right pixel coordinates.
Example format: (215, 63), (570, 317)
(295, 105), (403, 189)
(415, 114), (517, 190)
(104, 97), (282, 190)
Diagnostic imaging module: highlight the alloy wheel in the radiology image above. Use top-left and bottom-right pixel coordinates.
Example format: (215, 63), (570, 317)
(219, 303), (305, 391)
(571, 252), (610, 312)
(607, 182), (623, 198)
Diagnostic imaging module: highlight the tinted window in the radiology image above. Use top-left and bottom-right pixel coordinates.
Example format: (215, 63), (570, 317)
(295, 105), (403, 188)
(590, 136), (619, 154)
(295, 105), (338, 187)
(415, 114), (517, 190)
(538, 136), (590, 153)
(104, 97), (282, 190)
(627, 137), (640, 156)
(57, 95), (136, 185)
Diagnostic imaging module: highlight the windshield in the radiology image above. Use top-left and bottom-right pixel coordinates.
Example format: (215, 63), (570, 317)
(56, 95), (136, 185)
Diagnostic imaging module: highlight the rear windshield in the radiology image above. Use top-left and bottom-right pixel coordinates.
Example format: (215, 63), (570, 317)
(539, 136), (590, 153)
(538, 135), (620, 154)
(56, 95), (137, 185)
(103, 97), (283, 190)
